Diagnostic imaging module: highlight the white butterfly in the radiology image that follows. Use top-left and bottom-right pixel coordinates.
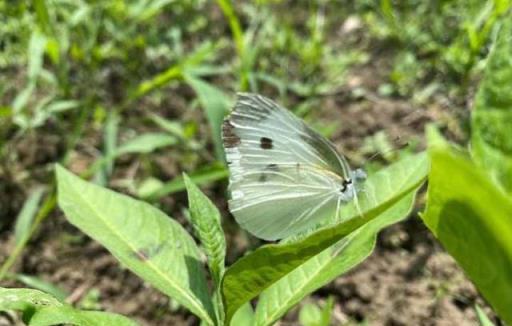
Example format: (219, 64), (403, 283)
(222, 93), (366, 241)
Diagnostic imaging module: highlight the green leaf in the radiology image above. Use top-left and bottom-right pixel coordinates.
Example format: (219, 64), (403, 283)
(29, 305), (139, 326)
(230, 303), (255, 326)
(255, 194), (415, 326)
(116, 132), (177, 155)
(14, 187), (45, 246)
(10, 274), (68, 302)
(132, 42), (218, 100)
(471, 15), (512, 193)
(56, 166), (215, 325)
(0, 287), (138, 326)
(422, 146), (512, 324)
(94, 110), (119, 186)
(184, 174), (226, 286)
(222, 152), (428, 323)
(0, 287), (62, 313)
(28, 30), (47, 82)
(143, 163), (228, 201)
(34, 0), (53, 36)
(298, 297), (334, 326)
(184, 75), (231, 161)
(184, 174), (227, 325)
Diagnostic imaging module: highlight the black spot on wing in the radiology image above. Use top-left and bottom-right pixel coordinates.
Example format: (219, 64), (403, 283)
(266, 163), (279, 171)
(258, 163), (280, 183)
(260, 137), (273, 149)
(222, 120), (241, 148)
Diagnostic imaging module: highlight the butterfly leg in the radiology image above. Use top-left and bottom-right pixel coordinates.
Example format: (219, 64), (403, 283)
(353, 187), (364, 218)
(361, 184), (377, 207)
(334, 196), (342, 223)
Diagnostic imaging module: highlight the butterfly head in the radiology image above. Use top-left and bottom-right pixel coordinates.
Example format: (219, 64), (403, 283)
(339, 168), (366, 201)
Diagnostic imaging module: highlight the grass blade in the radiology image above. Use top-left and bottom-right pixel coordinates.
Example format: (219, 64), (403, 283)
(14, 187), (45, 246)
(116, 132), (177, 155)
(143, 163), (229, 201)
(184, 75), (231, 161)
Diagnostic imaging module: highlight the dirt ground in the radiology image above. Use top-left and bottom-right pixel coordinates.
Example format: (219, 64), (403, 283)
(0, 44), (499, 326)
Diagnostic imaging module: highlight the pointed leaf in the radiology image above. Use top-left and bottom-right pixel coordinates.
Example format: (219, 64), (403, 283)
(184, 174), (227, 325)
(222, 153), (428, 323)
(56, 166), (215, 324)
(184, 174), (226, 286)
(11, 274), (68, 302)
(184, 75), (230, 160)
(0, 287), (62, 313)
(29, 305), (139, 326)
(144, 163), (228, 201)
(422, 146), (512, 324)
(14, 187), (45, 246)
(116, 133), (177, 155)
(254, 194), (414, 325)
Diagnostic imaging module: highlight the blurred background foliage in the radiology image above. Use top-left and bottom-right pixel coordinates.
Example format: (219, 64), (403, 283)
(0, 0), (510, 324)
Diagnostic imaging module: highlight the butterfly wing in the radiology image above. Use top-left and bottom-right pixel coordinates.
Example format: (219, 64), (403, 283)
(223, 93), (352, 240)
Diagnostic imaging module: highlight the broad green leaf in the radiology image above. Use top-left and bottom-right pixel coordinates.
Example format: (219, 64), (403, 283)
(184, 75), (231, 161)
(56, 166), (215, 325)
(255, 194), (414, 326)
(144, 163), (228, 201)
(222, 152), (428, 323)
(10, 274), (68, 302)
(471, 15), (512, 193)
(29, 305), (139, 326)
(0, 287), (137, 326)
(422, 146), (512, 324)
(116, 132), (177, 155)
(0, 287), (62, 313)
(14, 187), (45, 246)
(184, 174), (226, 286)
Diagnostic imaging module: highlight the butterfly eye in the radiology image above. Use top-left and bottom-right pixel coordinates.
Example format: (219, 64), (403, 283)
(340, 178), (352, 192)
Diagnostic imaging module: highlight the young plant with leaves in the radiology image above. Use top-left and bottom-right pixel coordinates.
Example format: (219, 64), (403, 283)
(1, 148), (426, 325)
